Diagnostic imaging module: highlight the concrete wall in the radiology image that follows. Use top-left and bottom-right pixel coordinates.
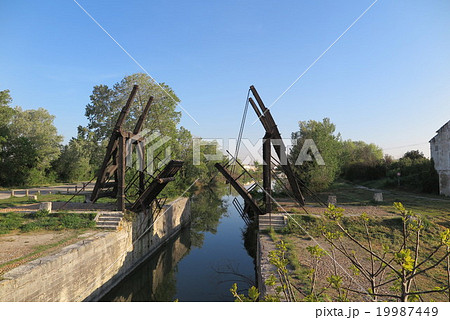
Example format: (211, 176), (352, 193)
(0, 197), (190, 302)
(430, 120), (450, 196)
(102, 227), (191, 302)
(256, 232), (279, 300)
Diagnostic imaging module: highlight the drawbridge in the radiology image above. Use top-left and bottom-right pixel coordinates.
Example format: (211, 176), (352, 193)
(89, 85), (183, 213)
(215, 86), (306, 224)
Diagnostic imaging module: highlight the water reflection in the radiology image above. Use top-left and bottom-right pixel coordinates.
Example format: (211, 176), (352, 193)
(100, 188), (255, 302)
(101, 227), (191, 302)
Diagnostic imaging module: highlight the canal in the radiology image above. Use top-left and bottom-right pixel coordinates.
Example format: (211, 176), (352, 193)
(100, 190), (256, 302)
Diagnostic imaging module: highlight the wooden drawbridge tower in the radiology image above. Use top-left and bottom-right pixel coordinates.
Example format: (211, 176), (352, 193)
(90, 85), (183, 212)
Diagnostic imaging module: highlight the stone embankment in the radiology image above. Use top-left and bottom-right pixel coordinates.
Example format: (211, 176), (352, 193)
(0, 198), (190, 302)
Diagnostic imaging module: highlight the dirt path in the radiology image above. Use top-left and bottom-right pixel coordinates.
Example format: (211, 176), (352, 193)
(0, 230), (99, 275)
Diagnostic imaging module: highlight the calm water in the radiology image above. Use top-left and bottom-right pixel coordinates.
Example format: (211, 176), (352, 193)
(100, 192), (256, 302)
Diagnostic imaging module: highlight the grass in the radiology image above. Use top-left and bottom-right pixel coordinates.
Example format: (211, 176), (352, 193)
(0, 194), (86, 209)
(0, 193), (116, 209)
(0, 210), (96, 234)
(0, 212), (24, 234)
(308, 180), (450, 224)
(270, 181), (450, 301)
(271, 203), (450, 301)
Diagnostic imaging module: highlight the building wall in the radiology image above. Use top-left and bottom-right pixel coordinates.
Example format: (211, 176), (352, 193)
(0, 198), (190, 302)
(430, 121), (450, 196)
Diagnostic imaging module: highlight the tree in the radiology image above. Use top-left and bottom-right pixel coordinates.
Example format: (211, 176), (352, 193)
(290, 118), (342, 191)
(0, 90), (14, 126)
(340, 140), (385, 181)
(84, 73), (181, 144)
(80, 73), (211, 195)
(81, 74), (182, 172)
(0, 90), (14, 149)
(320, 203), (450, 302)
(0, 90), (62, 186)
(387, 151), (439, 193)
(402, 150), (425, 161)
(53, 136), (93, 182)
(0, 136), (38, 186)
(8, 107), (62, 184)
(341, 140), (383, 166)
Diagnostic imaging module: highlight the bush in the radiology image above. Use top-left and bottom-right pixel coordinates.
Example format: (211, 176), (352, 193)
(59, 212), (95, 229)
(33, 209), (50, 219)
(0, 212), (24, 234)
(21, 222), (41, 232)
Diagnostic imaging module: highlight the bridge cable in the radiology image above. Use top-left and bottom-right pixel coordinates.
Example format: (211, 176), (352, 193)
(232, 89), (251, 174)
(225, 152), (374, 301)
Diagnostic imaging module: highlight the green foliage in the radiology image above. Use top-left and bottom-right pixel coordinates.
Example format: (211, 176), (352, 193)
(306, 245), (326, 258)
(81, 74), (182, 173)
(33, 209), (50, 219)
(0, 212), (24, 234)
(0, 91), (62, 187)
(320, 202), (450, 301)
(324, 204), (344, 221)
(0, 210), (95, 234)
(52, 135), (93, 182)
(290, 118), (342, 191)
(0, 89), (14, 127)
(340, 140), (386, 181)
(189, 189), (228, 248)
(288, 117), (438, 194)
(230, 283), (261, 302)
(9, 107), (63, 184)
(394, 249), (414, 272)
(59, 212), (95, 229)
(341, 148), (438, 194)
(75, 73), (217, 196)
(386, 153), (439, 194)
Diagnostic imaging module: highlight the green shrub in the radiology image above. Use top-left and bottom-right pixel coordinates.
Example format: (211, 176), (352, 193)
(33, 209), (50, 219)
(0, 212), (24, 234)
(60, 212), (95, 229)
(21, 222), (41, 232)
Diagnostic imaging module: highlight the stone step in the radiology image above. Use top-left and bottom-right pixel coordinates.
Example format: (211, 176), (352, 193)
(97, 221), (119, 226)
(260, 223), (285, 227)
(260, 218), (285, 222)
(100, 213), (123, 217)
(259, 216), (285, 221)
(259, 224), (285, 231)
(95, 211), (123, 230)
(259, 214), (287, 231)
(260, 220), (285, 224)
(96, 224), (118, 230)
(98, 217), (122, 222)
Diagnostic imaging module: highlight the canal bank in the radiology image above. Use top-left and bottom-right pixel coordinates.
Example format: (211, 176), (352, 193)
(0, 198), (190, 302)
(100, 193), (256, 301)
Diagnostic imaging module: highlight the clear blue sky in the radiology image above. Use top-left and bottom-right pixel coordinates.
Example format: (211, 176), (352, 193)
(1, 0), (449, 158)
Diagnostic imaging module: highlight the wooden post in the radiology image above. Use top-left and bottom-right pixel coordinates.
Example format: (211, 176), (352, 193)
(139, 142), (145, 195)
(263, 133), (272, 214)
(39, 202), (52, 213)
(374, 193), (383, 202)
(249, 85), (305, 206)
(328, 195), (337, 205)
(25, 189), (29, 197)
(117, 135), (126, 212)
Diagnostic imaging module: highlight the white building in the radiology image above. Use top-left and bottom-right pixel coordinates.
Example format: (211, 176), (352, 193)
(430, 120), (450, 196)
